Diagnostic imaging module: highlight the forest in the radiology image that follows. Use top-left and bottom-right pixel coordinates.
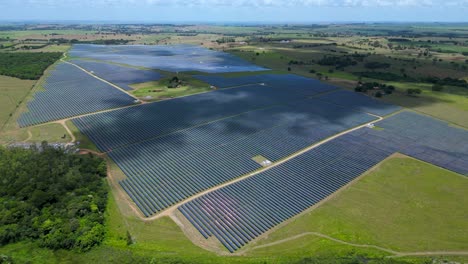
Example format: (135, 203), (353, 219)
(0, 143), (108, 251)
(0, 52), (62, 80)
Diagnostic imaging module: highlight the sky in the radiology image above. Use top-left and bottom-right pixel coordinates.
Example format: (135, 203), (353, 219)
(1, 0), (467, 23)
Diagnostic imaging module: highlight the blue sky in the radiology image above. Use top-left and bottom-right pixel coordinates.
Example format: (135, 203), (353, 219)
(1, 0), (467, 22)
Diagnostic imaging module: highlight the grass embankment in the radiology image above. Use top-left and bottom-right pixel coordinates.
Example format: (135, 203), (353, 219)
(246, 155), (468, 257)
(65, 120), (99, 152)
(131, 75), (212, 101)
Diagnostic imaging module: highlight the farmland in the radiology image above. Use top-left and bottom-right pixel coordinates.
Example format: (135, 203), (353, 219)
(0, 23), (467, 264)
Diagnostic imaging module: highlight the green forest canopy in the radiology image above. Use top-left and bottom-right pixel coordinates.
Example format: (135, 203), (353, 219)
(0, 52), (62, 80)
(0, 143), (108, 251)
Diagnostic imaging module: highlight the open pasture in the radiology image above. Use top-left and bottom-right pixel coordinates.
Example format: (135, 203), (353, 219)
(0, 76), (35, 129)
(70, 59), (163, 90)
(180, 111), (468, 252)
(69, 44), (268, 73)
(17, 63), (136, 127)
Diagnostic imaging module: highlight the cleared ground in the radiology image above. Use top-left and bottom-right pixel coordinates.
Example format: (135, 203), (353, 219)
(0, 75), (35, 129)
(245, 155), (468, 255)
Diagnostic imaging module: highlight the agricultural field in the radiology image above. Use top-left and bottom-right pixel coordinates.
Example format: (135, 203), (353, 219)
(0, 23), (467, 264)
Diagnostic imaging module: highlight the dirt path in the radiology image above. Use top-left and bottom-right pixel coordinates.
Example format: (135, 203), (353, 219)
(56, 120), (75, 145)
(60, 57), (142, 102)
(23, 130), (32, 142)
(239, 232), (468, 258)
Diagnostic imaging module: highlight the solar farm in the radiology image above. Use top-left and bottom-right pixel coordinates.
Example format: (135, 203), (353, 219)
(16, 44), (468, 254)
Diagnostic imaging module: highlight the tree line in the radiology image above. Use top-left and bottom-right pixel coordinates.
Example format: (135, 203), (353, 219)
(0, 52), (62, 80)
(0, 143), (108, 251)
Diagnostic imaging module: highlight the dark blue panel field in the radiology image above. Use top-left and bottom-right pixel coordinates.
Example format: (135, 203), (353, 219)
(179, 132), (392, 252)
(72, 81), (338, 152)
(111, 99), (376, 216)
(316, 90), (401, 116)
(193, 73), (336, 91)
(179, 111), (468, 252)
(17, 63), (137, 127)
(70, 59), (162, 90)
(70, 44), (267, 73)
(349, 111), (468, 175)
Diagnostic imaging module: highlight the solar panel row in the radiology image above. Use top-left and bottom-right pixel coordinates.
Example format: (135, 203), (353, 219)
(17, 63), (137, 127)
(70, 59), (163, 90)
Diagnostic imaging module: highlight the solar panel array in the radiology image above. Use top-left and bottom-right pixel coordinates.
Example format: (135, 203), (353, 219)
(194, 73), (338, 91)
(70, 59), (162, 90)
(72, 80), (337, 152)
(179, 132), (393, 252)
(70, 44), (268, 73)
(17, 63), (137, 127)
(111, 99), (376, 216)
(179, 111), (468, 252)
(316, 90), (401, 116)
(349, 111), (468, 175)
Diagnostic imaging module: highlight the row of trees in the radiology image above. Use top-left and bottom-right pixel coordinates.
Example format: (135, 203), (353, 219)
(0, 52), (62, 80)
(0, 143), (108, 251)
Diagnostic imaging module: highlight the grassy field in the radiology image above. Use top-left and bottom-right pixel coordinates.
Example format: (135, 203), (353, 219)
(381, 83), (468, 128)
(0, 123), (69, 145)
(0, 75), (35, 129)
(246, 155), (468, 255)
(131, 75), (212, 101)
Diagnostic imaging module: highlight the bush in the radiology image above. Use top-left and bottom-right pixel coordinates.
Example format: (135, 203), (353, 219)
(364, 61), (391, 69)
(432, 84), (444, 91)
(406, 88), (422, 95)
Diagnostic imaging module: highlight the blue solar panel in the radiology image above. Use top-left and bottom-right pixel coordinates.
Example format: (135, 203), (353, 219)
(316, 90), (402, 116)
(109, 99), (376, 216)
(193, 73), (337, 92)
(72, 81), (337, 152)
(69, 44), (268, 73)
(17, 63), (137, 127)
(70, 59), (163, 90)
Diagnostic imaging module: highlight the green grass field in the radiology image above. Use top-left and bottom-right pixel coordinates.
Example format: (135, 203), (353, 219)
(381, 83), (468, 128)
(131, 75), (212, 101)
(246, 155), (468, 255)
(0, 75), (35, 130)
